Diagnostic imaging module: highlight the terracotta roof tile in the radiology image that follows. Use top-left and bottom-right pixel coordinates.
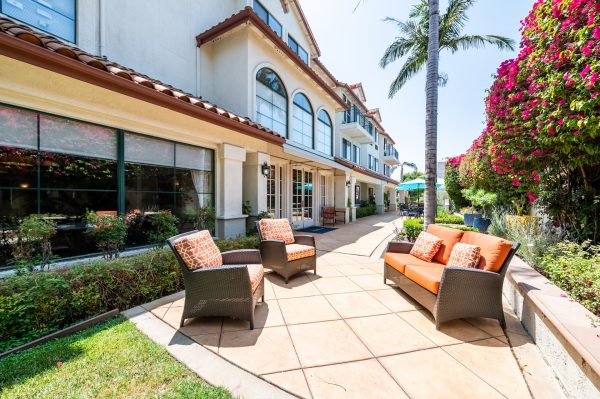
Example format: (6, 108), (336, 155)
(0, 16), (285, 144)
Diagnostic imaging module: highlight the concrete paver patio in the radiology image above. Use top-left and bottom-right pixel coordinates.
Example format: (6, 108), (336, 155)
(139, 213), (563, 399)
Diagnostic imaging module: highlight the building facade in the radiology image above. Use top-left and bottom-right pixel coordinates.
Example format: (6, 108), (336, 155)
(0, 0), (400, 265)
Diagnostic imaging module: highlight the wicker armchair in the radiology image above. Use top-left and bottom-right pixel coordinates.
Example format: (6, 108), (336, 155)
(384, 238), (520, 330)
(256, 220), (317, 283)
(322, 207), (336, 226)
(167, 231), (264, 330)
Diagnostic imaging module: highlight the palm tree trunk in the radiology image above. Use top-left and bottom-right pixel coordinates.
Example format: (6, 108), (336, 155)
(423, 0), (440, 229)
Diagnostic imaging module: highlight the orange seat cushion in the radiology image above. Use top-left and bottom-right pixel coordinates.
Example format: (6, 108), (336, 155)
(426, 224), (464, 264)
(173, 230), (223, 270)
(286, 244), (315, 261)
(246, 264), (264, 292)
(460, 232), (513, 272)
(384, 252), (443, 274)
(259, 219), (295, 244)
(404, 264), (445, 294)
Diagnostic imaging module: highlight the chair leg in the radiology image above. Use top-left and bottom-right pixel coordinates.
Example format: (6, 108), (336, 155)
(285, 277), (289, 284)
(261, 294), (265, 302)
(180, 317), (185, 328)
(499, 315), (507, 330)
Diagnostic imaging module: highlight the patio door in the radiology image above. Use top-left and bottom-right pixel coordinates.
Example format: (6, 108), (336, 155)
(291, 168), (314, 228)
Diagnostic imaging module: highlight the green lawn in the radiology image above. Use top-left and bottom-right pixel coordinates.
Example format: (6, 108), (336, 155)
(0, 316), (232, 399)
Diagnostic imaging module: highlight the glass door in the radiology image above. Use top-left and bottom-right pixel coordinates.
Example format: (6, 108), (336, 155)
(291, 168), (314, 228)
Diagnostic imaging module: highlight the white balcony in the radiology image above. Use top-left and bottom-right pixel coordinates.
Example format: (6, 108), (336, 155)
(339, 106), (375, 144)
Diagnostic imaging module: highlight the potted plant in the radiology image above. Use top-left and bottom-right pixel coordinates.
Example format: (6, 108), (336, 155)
(461, 188), (497, 232)
(460, 206), (481, 227)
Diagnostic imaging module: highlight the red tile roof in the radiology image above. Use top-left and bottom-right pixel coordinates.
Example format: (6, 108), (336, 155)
(335, 157), (399, 185)
(196, 7), (346, 109)
(0, 16), (286, 145)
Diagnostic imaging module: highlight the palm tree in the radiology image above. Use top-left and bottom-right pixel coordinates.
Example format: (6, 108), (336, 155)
(399, 161), (418, 183)
(381, 0), (514, 228)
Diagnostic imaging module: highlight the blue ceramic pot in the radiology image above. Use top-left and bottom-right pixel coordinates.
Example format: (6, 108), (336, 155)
(463, 213), (482, 227)
(473, 217), (492, 233)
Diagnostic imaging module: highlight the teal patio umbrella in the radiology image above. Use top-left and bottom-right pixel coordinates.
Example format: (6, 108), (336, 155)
(395, 178), (442, 204)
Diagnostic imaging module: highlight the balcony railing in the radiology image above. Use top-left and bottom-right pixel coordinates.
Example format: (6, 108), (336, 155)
(384, 145), (399, 159)
(342, 105), (374, 136)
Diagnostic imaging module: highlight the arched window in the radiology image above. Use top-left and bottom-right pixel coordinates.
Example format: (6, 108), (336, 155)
(291, 93), (313, 148)
(256, 68), (287, 136)
(316, 109), (332, 155)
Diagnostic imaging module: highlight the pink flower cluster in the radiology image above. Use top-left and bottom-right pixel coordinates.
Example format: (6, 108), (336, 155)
(459, 0), (599, 204)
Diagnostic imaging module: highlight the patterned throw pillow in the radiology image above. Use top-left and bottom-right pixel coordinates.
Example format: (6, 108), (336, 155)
(447, 243), (481, 268)
(258, 219), (295, 244)
(173, 230), (223, 271)
(409, 232), (444, 262)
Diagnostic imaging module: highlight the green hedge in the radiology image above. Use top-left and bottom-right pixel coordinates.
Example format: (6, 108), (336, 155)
(536, 242), (600, 317)
(356, 205), (377, 218)
(0, 235), (261, 353)
(401, 219), (477, 241)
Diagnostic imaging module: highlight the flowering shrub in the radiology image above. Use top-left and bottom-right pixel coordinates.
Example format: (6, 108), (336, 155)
(459, 0), (600, 241)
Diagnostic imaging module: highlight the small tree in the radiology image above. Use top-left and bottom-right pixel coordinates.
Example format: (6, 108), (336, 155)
(12, 214), (57, 272)
(461, 188), (497, 217)
(194, 206), (216, 232)
(85, 211), (127, 260)
(146, 211), (179, 246)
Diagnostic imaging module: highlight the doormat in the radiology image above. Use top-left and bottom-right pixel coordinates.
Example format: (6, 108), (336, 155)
(296, 226), (337, 234)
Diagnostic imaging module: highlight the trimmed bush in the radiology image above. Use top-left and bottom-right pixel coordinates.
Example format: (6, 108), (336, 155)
(0, 235), (261, 353)
(356, 204), (377, 218)
(399, 219), (476, 241)
(536, 242), (600, 317)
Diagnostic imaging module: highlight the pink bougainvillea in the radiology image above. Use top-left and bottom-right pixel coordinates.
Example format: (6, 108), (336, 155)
(458, 0), (600, 207)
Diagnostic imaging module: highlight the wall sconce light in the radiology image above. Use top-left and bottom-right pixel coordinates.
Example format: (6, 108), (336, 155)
(346, 180), (351, 187)
(261, 162), (270, 177)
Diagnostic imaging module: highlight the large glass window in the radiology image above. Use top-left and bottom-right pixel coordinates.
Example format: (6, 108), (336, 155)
(288, 35), (309, 64)
(267, 165), (276, 218)
(1, 0), (76, 42)
(291, 93), (313, 148)
(316, 110), (332, 156)
(342, 139), (351, 160)
(253, 0), (282, 37)
(0, 104), (214, 266)
(352, 145), (360, 164)
(256, 68), (287, 137)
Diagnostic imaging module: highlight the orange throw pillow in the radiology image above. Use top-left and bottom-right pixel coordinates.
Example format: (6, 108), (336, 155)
(259, 219), (295, 244)
(410, 232), (444, 262)
(173, 230), (223, 271)
(447, 243), (481, 268)
(460, 231), (513, 272)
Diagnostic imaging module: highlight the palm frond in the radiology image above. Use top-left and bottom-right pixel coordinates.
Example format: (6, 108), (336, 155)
(444, 34), (515, 53)
(388, 53), (427, 98)
(380, 37), (415, 68)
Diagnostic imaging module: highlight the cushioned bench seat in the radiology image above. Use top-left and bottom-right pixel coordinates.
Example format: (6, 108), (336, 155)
(384, 224), (520, 329)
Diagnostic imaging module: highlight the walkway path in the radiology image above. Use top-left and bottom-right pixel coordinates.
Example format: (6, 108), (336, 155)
(126, 213), (565, 399)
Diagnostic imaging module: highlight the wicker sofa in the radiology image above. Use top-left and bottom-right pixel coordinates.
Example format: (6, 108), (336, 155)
(167, 230), (264, 330)
(256, 219), (317, 283)
(384, 224), (520, 329)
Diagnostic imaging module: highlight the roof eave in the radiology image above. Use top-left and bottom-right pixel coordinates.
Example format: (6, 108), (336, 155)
(0, 33), (286, 145)
(197, 8), (347, 110)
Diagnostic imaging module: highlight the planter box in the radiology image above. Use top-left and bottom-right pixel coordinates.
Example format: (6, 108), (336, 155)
(504, 256), (600, 398)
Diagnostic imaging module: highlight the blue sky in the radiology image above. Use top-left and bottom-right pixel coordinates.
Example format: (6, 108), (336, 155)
(301, 0), (534, 173)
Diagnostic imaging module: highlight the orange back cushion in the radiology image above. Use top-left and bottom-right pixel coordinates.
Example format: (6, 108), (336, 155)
(426, 224), (464, 264)
(460, 231), (513, 272)
(258, 218), (295, 244)
(173, 230), (222, 271)
(410, 231), (444, 262)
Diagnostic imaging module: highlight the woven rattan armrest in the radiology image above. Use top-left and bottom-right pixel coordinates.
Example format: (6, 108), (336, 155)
(386, 240), (414, 254)
(437, 267), (503, 302)
(293, 235), (315, 247)
(221, 249), (262, 265)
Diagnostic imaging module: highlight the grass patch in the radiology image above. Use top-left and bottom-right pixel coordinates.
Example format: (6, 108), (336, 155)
(0, 316), (232, 399)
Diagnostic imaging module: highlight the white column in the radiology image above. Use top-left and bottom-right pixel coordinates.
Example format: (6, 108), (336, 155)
(375, 183), (385, 214)
(388, 188), (398, 212)
(216, 143), (247, 239)
(350, 176), (357, 222)
(243, 151), (270, 216)
(334, 174), (349, 223)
